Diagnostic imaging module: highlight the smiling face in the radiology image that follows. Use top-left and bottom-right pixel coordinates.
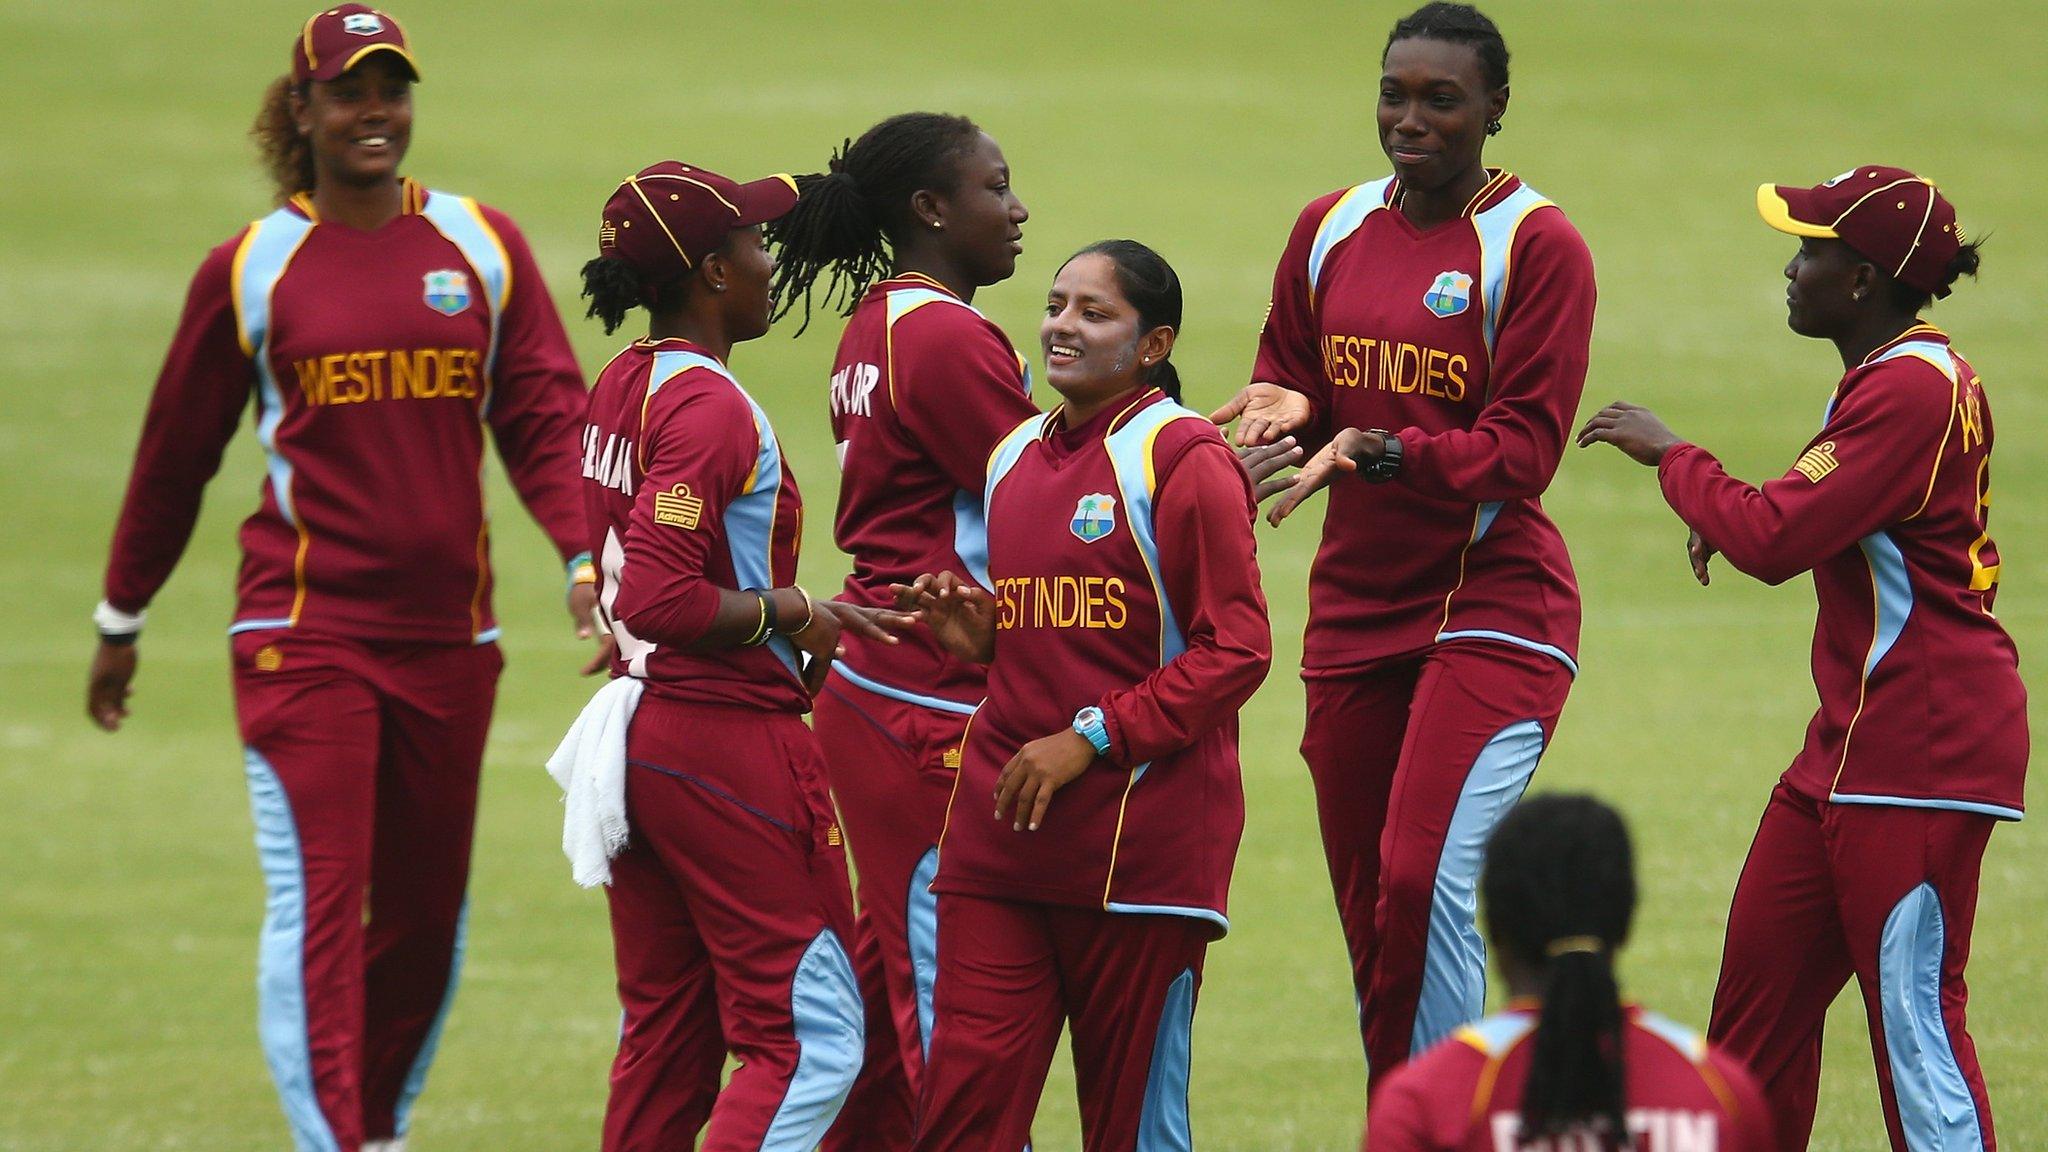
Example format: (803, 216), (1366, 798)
(930, 132), (1029, 287)
(294, 52), (413, 189)
(1378, 36), (1504, 193)
(1041, 253), (1174, 409)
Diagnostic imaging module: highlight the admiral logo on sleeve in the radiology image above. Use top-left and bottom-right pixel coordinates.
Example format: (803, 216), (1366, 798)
(653, 484), (705, 529)
(1794, 441), (1839, 483)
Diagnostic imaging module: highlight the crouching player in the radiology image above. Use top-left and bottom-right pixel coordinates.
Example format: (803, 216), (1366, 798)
(569, 161), (909, 1152)
(899, 241), (1272, 1151)
(1579, 167), (2022, 1151)
(1367, 795), (1774, 1150)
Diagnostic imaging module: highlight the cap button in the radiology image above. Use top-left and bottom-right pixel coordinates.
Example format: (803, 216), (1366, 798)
(1897, 201), (1907, 209)
(670, 194), (679, 201)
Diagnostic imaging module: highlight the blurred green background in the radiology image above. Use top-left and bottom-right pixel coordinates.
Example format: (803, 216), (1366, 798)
(4, 1), (2043, 1148)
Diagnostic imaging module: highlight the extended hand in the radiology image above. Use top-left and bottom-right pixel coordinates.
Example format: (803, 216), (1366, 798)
(87, 642), (137, 731)
(1209, 383), (1313, 447)
(994, 728), (1099, 831)
(891, 572), (996, 664)
(1576, 401), (1683, 466)
(1266, 428), (1382, 525)
(1237, 437), (1303, 505)
(785, 595), (846, 695)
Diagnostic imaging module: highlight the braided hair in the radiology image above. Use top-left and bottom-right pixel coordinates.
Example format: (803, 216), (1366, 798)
(1063, 240), (1185, 401)
(1386, 2), (1511, 91)
(765, 112), (982, 332)
(1481, 794), (1637, 1147)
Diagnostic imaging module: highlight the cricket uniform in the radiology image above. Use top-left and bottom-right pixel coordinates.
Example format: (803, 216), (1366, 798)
(102, 179), (587, 1152)
(807, 272), (1036, 1143)
(1252, 171), (1595, 1082)
(582, 338), (864, 1152)
(1365, 1005), (1776, 1150)
(913, 390), (1272, 1152)
(1658, 324), (2024, 1150)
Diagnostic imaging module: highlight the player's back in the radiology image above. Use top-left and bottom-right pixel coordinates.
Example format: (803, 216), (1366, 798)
(828, 272), (1036, 704)
(1367, 1006), (1775, 1151)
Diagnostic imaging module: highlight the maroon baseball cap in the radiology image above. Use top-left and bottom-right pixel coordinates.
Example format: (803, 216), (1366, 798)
(1757, 166), (1966, 296)
(598, 162), (798, 283)
(292, 5), (419, 84)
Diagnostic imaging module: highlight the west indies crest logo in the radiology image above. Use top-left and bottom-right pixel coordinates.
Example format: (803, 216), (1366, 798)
(1423, 270), (1473, 318)
(422, 269), (472, 317)
(1070, 493), (1117, 543)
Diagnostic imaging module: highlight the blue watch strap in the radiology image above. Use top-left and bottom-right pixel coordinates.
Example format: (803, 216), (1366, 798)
(1072, 706), (1111, 755)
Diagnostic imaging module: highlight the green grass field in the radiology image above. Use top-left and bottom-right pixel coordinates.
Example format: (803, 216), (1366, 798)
(5, 2), (2044, 1148)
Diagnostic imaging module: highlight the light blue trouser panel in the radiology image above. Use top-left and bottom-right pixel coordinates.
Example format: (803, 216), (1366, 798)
(393, 899), (469, 1136)
(908, 847), (941, 1062)
(1135, 968), (1197, 1152)
(1410, 719), (1546, 1054)
(760, 929), (865, 1151)
(244, 748), (342, 1152)
(1879, 882), (1988, 1151)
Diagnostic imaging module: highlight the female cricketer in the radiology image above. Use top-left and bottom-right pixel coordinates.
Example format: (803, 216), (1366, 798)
(1215, 2), (1596, 1087)
(1367, 795), (1774, 1151)
(900, 240), (1272, 1151)
(86, 8), (594, 1151)
(764, 111), (1037, 1140)
(575, 160), (920, 1152)
(1579, 167), (2022, 1151)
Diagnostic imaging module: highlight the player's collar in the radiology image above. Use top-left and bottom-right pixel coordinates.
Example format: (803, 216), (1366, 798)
(287, 177), (427, 224)
(1386, 168), (1517, 219)
(1859, 322), (1950, 367)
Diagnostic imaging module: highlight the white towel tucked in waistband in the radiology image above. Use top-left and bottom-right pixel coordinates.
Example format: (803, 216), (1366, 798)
(545, 675), (645, 888)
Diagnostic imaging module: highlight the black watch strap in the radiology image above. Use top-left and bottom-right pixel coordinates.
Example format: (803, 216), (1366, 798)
(1360, 430), (1402, 483)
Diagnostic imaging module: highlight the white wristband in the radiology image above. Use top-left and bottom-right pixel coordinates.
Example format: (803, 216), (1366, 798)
(93, 600), (146, 636)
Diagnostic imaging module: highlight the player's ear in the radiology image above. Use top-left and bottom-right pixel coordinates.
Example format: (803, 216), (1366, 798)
(1488, 84), (1509, 128)
(1138, 325), (1176, 368)
(699, 251), (729, 295)
(908, 188), (944, 234)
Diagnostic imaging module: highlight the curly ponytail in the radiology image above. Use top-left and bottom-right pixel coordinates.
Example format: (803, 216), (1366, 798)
(766, 112), (981, 333)
(1481, 795), (1637, 1148)
(251, 76), (314, 204)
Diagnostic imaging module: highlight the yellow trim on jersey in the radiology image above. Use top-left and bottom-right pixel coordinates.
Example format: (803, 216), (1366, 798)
(1828, 557), (1885, 796)
(229, 226), (262, 359)
(1904, 367), (1959, 522)
(1468, 1049), (1510, 1128)
(1099, 764), (1143, 912)
(934, 707), (982, 854)
(1462, 168), (1513, 217)
(469, 521), (491, 640)
(1437, 504), (1488, 633)
(288, 487), (311, 626)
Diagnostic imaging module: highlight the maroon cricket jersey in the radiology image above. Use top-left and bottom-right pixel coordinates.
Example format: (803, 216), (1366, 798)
(582, 339), (808, 713)
(933, 390), (1272, 932)
(1253, 171), (1594, 676)
(1367, 1006), (1775, 1150)
(1660, 325), (2027, 818)
(103, 179), (588, 643)
(827, 272), (1037, 711)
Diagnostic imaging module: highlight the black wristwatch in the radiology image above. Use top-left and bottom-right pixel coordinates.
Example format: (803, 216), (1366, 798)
(1357, 430), (1402, 484)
